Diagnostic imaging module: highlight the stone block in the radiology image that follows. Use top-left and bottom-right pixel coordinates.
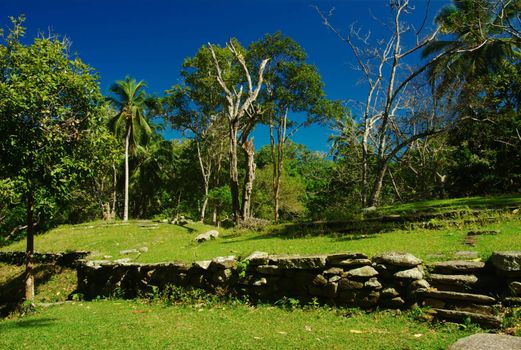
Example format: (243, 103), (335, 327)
(346, 266), (379, 278)
(245, 251), (269, 265)
(431, 260), (485, 274)
(490, 251), (521, 277)
(275, 255), (328, 270)
(255, 265), (281, 275)
(394, 267), (423, 280)
(373, 252), (422, 267)
(210, 256), (236, 269)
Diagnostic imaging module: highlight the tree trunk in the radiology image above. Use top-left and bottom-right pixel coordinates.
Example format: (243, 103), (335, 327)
(212, 145), (224, 227)
(212, 206), (218, 226)
(241, 138), (256, 220)
(269, 111), (286, 223)
(200, 187), (209, 223)
(388, 168), (403, 201)
(361, 125), (370, 207)
(111, 163), (117, 220)
(25, 192), (35, 302)
(228, 123), (240, 225)
(196, 141), (210, 223)
(368, 160), (388, 207)
(123, 126), (131, 221)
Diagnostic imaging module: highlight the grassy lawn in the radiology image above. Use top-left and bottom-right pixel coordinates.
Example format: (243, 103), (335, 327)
(0, 299), (478, 350)
(1, 216), (520, 264)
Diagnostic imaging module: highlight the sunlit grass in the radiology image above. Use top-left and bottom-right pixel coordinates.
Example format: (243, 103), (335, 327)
(0, 299), (476, 350)
(2, 215), (520, 264)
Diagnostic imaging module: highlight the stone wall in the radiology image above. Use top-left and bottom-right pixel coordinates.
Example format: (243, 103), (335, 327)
(0, 251), (89, 267)
(76, 252), (426, 306)
(76, 251), (521, 328)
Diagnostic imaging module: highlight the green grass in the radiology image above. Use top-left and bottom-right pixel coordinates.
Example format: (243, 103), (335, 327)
(0, 299), (478, 350)
(379, 194), (521, 216)
(2, 216), (521, 264)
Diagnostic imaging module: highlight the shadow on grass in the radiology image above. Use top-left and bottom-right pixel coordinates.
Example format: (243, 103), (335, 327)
(174, 224), (197, 234)
(0, 317), (57, 330)
(258, 220), (401, 240)
(381, 194), (521, 215)
(0, 265), (65, 318)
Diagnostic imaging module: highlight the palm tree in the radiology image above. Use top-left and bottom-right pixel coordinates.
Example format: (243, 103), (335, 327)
(423, 0), (520, 95)
(108, 76), (151, 221)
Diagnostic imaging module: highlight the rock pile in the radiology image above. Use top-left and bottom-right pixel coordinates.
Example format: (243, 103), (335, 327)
(372, 252), (427, 308)
(242, 252), (384, 307)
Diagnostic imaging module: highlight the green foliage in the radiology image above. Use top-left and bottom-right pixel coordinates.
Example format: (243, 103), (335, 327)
(236, 259), (250, 278)
(0, 16), (107, 238)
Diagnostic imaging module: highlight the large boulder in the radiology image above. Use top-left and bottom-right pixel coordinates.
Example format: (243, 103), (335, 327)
(209, 256), (236, 269)
(490, 251), (521, 276)
(447, 333), (521, 350)
(373, 252), (422, 267)
(195, 230), (219, 243)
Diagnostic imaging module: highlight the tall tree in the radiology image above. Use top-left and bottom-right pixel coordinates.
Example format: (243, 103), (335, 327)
(0, 16), (106, 300)
(206, 40), (269, 223)
(108, 77), (152, 221)
(249, 32), (343, 222)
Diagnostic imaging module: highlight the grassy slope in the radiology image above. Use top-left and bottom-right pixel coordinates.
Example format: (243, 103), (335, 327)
(379, 194), (521, 215)
(2, 216), (520, 264)
(0, 300), (476, 350)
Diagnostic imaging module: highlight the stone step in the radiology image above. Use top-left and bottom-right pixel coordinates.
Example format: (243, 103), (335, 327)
(429, 274), (478, 286)
(423, 299), (498, 316)
(430, 260), (485, 274)
(434, 308), (502, 328)
(420, 289), (497, 304)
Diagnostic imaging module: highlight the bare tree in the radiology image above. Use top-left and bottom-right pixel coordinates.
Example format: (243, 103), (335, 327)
(208, 40), (269, 223)
(315, 0), (464, 206)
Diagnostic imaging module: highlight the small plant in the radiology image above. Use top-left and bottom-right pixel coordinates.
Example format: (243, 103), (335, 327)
(110, 287), (125, 299)
(306, 297), (320, 309)
(70, 293), (84, 302)
(275, 296), (301, 310)
(236, 259), (250, 278)
(17, 300), (36, 317)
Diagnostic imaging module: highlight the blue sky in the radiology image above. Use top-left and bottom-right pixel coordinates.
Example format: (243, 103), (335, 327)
(1, 0), (449, 151)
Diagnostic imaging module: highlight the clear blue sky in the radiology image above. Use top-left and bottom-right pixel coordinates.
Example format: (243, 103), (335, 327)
(1, 0), (449, 151)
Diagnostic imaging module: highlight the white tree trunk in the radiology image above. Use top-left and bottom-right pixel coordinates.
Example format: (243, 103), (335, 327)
(123, 127), (131, 221)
